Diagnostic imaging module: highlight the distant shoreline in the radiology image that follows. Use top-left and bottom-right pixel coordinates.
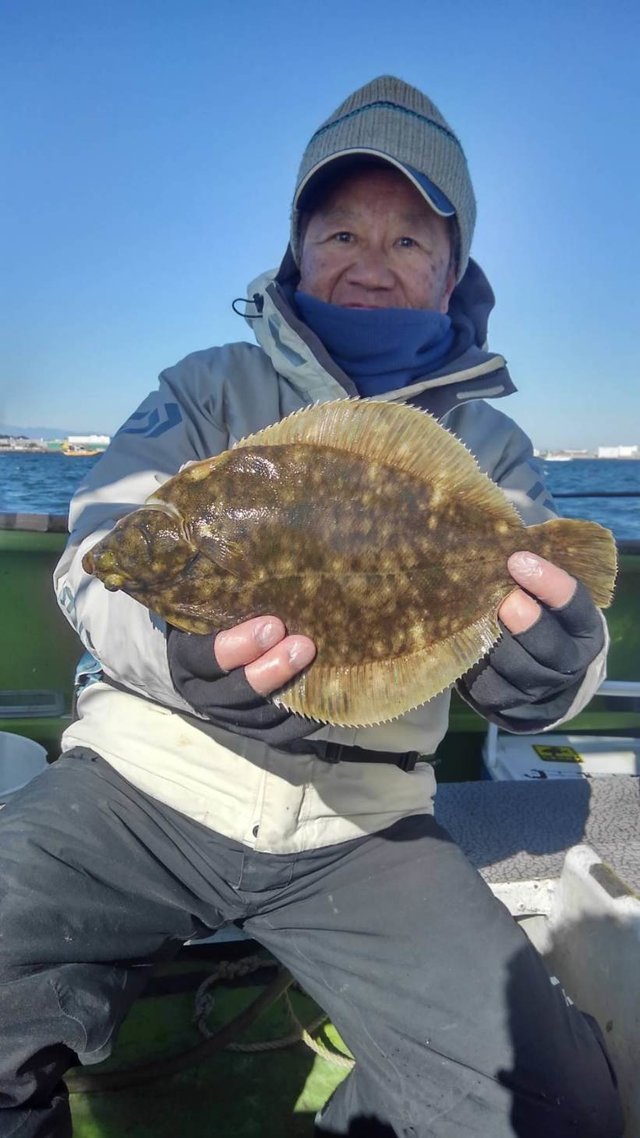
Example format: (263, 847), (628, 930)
(0, 446), (105, 456)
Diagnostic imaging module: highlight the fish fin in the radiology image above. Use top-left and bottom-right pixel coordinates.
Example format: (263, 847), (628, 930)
(197, 534), (248, 579)
(525, 519), (617, 607)
(234, 398), (522, 529)
(275, 613), (501, 727)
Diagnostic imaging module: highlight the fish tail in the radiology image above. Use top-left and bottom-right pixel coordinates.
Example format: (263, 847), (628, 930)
(524, 518), (617, 607)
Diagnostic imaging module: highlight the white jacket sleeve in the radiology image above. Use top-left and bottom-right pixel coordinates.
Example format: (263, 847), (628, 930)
(54, 355), (230, 710)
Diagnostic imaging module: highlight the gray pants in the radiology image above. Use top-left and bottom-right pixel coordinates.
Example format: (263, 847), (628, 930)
(0, 750), (623, 1137)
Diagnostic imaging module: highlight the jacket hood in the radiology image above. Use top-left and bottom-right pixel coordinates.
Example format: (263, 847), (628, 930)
(242, 247), (517, 419)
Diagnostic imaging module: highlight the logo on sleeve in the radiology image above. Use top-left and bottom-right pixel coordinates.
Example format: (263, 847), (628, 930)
(119, 402), (182, 439)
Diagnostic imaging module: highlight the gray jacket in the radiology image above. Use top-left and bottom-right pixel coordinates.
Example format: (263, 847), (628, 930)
(53, 260), (607, 853)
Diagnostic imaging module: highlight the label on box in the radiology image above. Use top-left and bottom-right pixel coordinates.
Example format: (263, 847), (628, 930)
(533, 744), (583, 763)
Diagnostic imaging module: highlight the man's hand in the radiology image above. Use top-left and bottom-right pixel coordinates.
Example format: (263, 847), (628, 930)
(166, 617), (317, 745)
(498, 551), (577, 633)
(214, 617), (316, 695)
(458, 549), (605, 731)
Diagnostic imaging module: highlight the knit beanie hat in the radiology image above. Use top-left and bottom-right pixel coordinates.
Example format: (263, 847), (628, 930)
(290, 75), (476, 280)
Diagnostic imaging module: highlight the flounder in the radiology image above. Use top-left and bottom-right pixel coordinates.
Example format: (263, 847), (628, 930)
(83, 399), (617, 726)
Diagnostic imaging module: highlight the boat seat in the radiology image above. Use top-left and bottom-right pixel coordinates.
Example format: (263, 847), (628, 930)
(435, 775), (640, 892)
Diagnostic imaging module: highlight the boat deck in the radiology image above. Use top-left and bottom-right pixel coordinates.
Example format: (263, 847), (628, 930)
(436, 775), (640, 890)
(437, 775), (640, 1136)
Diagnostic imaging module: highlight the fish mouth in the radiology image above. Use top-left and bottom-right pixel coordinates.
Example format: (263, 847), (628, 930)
(82, 498), (195, 593)
(82, 548), (136, 590)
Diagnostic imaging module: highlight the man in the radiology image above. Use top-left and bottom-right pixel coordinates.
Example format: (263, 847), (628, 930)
(0, 77), (622, 1137)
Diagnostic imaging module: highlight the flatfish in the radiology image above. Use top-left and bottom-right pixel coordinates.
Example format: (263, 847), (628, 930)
(83, 399), (617, 726)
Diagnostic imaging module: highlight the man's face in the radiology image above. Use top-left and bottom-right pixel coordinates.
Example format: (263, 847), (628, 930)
(298, 166), (456, 312)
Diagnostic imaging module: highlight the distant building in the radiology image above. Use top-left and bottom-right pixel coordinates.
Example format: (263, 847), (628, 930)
(62, 434), (110, 456)
(0, 435), (46, 452)
(66, 434), (110, 448)
(534, 448), (592, 461)
(597, 445), (639, 459)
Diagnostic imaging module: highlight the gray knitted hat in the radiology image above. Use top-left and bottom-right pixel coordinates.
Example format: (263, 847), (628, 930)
(291, 75), (476, 280)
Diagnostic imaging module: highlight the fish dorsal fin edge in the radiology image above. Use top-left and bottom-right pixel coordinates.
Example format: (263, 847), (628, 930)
(275, 610), (502, 728)
(234, 399), (521, 528)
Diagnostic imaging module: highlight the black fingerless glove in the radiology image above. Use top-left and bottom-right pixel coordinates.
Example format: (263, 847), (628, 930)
(166, 628), (316, 746)
(457, 581), (606, 733)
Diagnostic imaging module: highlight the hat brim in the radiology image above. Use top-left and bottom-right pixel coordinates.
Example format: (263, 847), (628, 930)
(294, 149), (456, 218)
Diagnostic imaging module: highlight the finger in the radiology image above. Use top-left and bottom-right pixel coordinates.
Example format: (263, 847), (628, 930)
(507, 552), (577, 609)
(245, 636), (317, 696)
(465, 635), (573, 702)
(546, 579), (604, 639)
(498, 587), (541, 635)
(214, 616), (287, 671)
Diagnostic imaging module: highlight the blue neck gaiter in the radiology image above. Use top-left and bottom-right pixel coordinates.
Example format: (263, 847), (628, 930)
(295, 291), (455, 396)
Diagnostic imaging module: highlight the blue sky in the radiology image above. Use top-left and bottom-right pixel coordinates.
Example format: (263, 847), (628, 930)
(2, 0), (639, 449)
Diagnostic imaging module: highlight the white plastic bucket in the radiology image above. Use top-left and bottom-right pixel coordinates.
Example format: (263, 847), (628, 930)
(0, 732), (48, 803)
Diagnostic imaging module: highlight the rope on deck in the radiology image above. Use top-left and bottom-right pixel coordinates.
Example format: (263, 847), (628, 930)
(65, 952), (352, 1093)
(65, 962), (294, 1092)
(194, 959), (354, 1071)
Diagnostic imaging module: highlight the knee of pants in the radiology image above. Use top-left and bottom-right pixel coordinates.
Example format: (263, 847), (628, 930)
(0, 961), (144, 1068)
(54, 962), (148, 1063)
(314, 1045), (625, 1138)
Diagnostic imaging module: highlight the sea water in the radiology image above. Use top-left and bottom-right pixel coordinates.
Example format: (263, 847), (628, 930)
(541, 458), (640, 541)
(0, 452), (100, 517)
(0, 451), (639, 540)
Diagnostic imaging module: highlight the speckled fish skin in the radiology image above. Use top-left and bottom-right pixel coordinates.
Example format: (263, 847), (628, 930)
(83, 399), (617, 726)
